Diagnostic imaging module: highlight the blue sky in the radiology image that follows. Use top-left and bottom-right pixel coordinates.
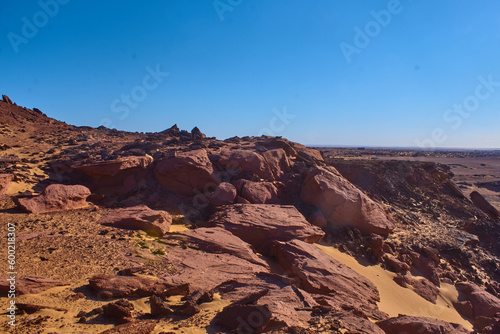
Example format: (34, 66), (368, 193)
(1, 0), (499, 148)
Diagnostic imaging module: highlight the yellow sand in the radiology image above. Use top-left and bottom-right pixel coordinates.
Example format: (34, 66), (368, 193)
(316, 244), (472, 330)
(169, 224), (190, 232)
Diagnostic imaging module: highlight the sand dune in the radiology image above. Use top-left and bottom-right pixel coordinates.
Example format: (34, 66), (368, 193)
(316, 244), (473, 330)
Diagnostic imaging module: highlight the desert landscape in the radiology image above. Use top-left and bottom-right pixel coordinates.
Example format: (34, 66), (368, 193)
(1, 95), (499, 333)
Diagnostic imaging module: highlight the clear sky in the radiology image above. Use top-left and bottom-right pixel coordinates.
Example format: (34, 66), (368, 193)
(1, 1), (499, 148)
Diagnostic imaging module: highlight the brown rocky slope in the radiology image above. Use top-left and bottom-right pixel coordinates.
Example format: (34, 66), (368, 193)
(1, 95), (499, 333)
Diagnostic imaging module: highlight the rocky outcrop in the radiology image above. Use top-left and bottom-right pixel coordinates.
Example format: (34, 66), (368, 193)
(271, 240), (383, 319)
(2, 95), (13, 104)
(233, 179), (279, 204)
(88, 275), (168, 299)
(0, 173), (13, 195)
(161, 245), (270, 291)
(470, 191), (500, 220)
(216, 148), (275, 180)
(98, 205), (172, 237)
(154, 149), (216, 196)
(0, 276), (70, 296)
(376, 315), (471, 334)
(261, 148), (291, 179)
(209, 204), (325, 255)
(301, 166), (394, 235)
(214, 273), (319, 332)
(166, 227), (269, 268)
(72, 155), (153, 177)
(209, 182), (237, 206)
(456, 283), (500, 319)
(15, 184), (91, 213)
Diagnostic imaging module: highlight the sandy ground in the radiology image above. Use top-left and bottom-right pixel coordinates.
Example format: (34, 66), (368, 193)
(316, 243), (473, 331)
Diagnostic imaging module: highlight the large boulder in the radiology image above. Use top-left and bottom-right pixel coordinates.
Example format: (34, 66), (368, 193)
(209, 182), (237, 206)
(73, 155), (153, 177)
(0, 173), (14, 195)
(216, 149), (275, 180)
(98, 205), (172, 237)
(0, 276), (70, 296)
(233, 179), (279, 204)
(161, 245), (269, 291)
(208, 204), (325, 255)
(470, 191), (500, 220)
(376, 315), (471, 334)
(301, 166), (394, 235)
(15, 184), (91, 213)
(261, 148), (291, 180)
(166, 227), (269, 268)
(215, 273), (318, 332)
(271, 240), (383, 319)
(154, 149), (216, 196)
(89, 274), (168, 298)
(456, 282), (500, 319)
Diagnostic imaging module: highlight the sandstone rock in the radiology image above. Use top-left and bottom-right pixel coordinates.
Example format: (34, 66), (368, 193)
(2, 95), (13, 104)
(257, 138), (298, 157)
(308, 210), (328, 229)
(15, 184), (91, 213)
(99, 321), (156, 334)
(73, 155), (153, 177)
(162, 245), (270, 291)
(384, 255), (411, 273)
(393, 274), (439, 303)
(215, 273), (319, 331)
(0, 276), (70, 296)
(369, 234), (385, 258)
(0, 173), (14, 195)
(102, 299), (134, 319)
(154, 149), (216, 196)
(261, 148), (291, 180)
(217, 149), (274, 180)
(209, 182), (237, 206)
(470, 191), (500, 220)
(376, 315), (471, 334)
(271, 240), (382, 319)
(166, 227), (269, 268)
(89, 275), (167, 298)
(233, 179), (279, 204)
(150, 295), (173, 316)
(301, 166), (394, 235)
(209, 204), (325, 255)
(98, 205), (172, 237)
(456, 282), (500, 319)
(289, 142), (324, 163)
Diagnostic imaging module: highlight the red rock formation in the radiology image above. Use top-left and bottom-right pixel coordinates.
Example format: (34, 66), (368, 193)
(301, 166), (394, 235)
(209, 204), (325, 255)
(376, 315), (471, 334)
(154, 149), (216, 196)
(0, 276), (70, 296)
(98, 205), (172, 237)
(72, 155), (153, 177)
(15, 184), (91, 213)
(233, 179), (279, 204)
(271, 239), (384, 319)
